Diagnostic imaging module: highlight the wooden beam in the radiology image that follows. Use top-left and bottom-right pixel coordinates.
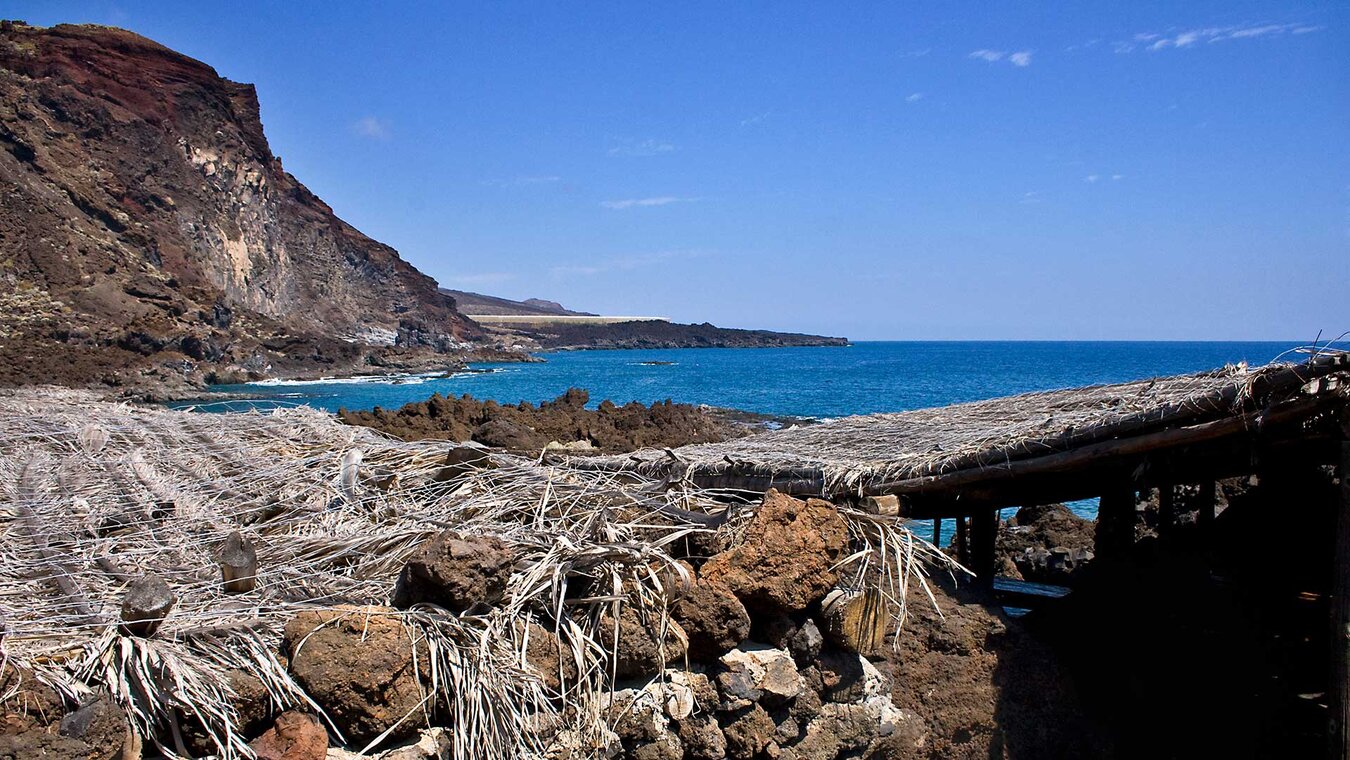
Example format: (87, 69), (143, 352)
(955, 516), (969, 567)
(1332, 440), (1350, 760)
(896, 433), (1338, 519)
(1197, 480), (1216, 530)
(869, 393), (1339, 500)
(970, 509), (997, 588)
(1095, 486), (1136, 560)
(1157, 486), (1175, 539)
(932, 518), (943, 547)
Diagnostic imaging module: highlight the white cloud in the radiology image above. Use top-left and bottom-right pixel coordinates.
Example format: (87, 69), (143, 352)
(1019, 191), (1043, 205)
(599, 196), (696, 210)
(970, 49), (1032, 67)
(1084, 175), (1100, 183)
(607, 138), (676, 157)
(1112, 174), (1125, 181)
(905, 92), (924, 102)
(740, 112), (770, 127)
(1138, 22), (1322, 52)
(352, 116), (390, 140)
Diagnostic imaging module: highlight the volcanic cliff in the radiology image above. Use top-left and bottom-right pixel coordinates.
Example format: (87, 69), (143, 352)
(0, 21), (486, 394)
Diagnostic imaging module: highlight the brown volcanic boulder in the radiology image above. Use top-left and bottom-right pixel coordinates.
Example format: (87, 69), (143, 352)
(282, 607), (428, 746)
(701, 490), (850, 615)
(672, 576), (751, 660)
(599, 606), (689, 679)
(519, 621), (578, 696)
(249, 712), (327, 760)
(0, 665), (128, 760)
(391, 531), (514, 612)
(720, 704), (775, 760)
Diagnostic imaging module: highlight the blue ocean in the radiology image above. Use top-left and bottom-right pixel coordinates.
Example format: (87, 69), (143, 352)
(201, 341), (1306, 417)
(195, 341), (1314, 534)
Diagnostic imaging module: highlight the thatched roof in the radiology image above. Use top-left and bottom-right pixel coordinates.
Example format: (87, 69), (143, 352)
(573, 350), (1350, 499)
(0, 387), (947, 758)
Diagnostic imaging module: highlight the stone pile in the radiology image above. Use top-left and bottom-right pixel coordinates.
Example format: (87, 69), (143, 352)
(588, 490), (921, 759)
(0, 490), (919, 759)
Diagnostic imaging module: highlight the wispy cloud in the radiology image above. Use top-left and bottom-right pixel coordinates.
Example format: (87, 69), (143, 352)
(969, 49), (1033, 67)
(550, 250), (708, 278)
(900, 48), (932, 58)
(599, 196), (697, 210)
(905, 92), (924, 103)
(740, 112), (770, 127)
(1019, 191), (1043, 205)
(352, 116), (390, 140)
(607, 138), (676, 157)
(442, 272), (516, 287)
(1084, 174), (1100, 183)
(1110, 22), (1323, 53)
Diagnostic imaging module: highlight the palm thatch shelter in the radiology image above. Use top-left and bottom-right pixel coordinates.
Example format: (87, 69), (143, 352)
(572, 348), (1350, 757)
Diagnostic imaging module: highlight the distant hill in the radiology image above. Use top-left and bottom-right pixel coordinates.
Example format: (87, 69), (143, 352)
(439, 289), (596, 317)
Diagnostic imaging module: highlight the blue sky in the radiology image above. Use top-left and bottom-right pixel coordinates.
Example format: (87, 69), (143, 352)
(9, 2), (1348, 340)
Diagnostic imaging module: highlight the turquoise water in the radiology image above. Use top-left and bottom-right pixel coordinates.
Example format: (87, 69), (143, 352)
(193, 341), (1314, 537)
(200, 341), (1306, 418)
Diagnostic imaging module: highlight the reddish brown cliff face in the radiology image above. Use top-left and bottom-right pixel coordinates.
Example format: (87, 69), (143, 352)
(0, 21), (480, 390)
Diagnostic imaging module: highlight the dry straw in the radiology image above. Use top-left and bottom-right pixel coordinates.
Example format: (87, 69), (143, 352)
(0, 386), (954, 758)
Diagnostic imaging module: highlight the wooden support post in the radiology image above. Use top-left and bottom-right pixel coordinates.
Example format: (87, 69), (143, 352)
(1157, 485), (1175, 539)
(1198, 480), (1216, 530)
(970, 508), (998, 588)
(218, 532), (258, 593)
(955, 517), (969, 567)
(932, 519), (943, 547)
(1332, 440), (1350, 760)
(1095, 486), (1136, 560)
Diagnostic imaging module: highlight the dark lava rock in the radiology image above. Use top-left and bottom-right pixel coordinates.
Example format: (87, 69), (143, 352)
(281, 607), (428, 745)
(520, 621), (578, 696)
(599, 606), (689, 679)
(790, 619), (824, 663)
(720, 704), (775, 760)
(340, 388), (740, 454)
(0, 664), (127, 760)
(673, 714), (727, 760)
(672, 576), (751, 660)
(391, 530), (514, 612)
(701, 490), (849, 615)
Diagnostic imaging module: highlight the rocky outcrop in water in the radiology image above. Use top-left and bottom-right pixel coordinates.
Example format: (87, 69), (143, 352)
(338, 388), (746, 453)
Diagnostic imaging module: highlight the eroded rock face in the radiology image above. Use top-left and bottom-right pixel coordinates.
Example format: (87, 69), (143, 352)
(391, 531), (514, 612)
(672, 576), (751, 660)
(701, 490), (850, 615)
(281, 607), (428, 746)
(0, 22), (481, 390)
